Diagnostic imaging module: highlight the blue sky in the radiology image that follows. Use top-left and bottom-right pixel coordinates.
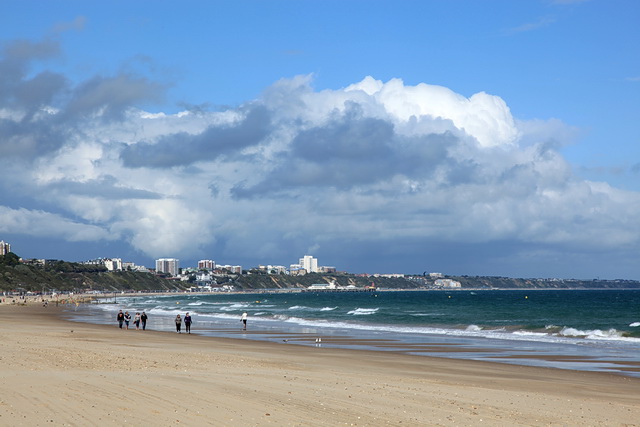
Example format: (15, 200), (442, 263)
(1, 0), (639, 279)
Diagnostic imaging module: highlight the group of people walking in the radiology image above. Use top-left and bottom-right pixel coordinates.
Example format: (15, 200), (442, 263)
(117, 310), (148, 330)
(117, 310), (248, 333)
(174, 312), (192, 333)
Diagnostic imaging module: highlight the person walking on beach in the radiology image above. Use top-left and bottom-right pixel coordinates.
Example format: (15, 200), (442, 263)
(241, 312), (248, 330)
(184, 312), (192, 334)
(141, 312), (148, 330)
(117, 310), (124, 329)
(175, 314), (182, 333)
(133, 312), (141, 330)
(124, 311), (131, 330)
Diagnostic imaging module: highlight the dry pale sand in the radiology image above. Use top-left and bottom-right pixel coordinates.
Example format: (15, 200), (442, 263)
(0, 303), (638, 426)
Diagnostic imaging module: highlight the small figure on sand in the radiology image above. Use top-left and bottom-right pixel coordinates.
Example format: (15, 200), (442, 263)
(241, 312), (248, 330)
(124, 311), (131, 329)
(133, 312), (141, 330)
(141, 312), (148, 330)
(175, 314), (182, 333)
(184, 312), (192, 334)
(117, 310), (124, 329)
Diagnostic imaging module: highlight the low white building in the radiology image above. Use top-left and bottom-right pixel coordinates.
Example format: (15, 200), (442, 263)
(123, 262), (149, 273)
(84, 257), (123, 271)
(217, 265), (242, 274)
(307, 282), (336, 290)
(434, 278), (461, 288)
(196, 271), (213, 283)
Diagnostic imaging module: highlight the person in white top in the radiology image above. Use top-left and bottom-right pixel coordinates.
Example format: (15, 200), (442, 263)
(241, 312), (248, 330)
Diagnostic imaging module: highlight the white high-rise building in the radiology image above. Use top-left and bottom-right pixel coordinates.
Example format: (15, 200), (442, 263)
(0, 240), (10, 255)
(104, 258), (123, 271)
(299, 255), (318, 273)
(156, 258), (180, 277)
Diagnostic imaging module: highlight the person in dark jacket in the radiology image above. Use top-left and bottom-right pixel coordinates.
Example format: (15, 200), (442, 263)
(184, 312), (192, 334)
(140, 312), (148, 330)
(117, 310), (124, 329)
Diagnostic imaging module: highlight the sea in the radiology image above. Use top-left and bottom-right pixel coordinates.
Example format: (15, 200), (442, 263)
(66, 289), (640, 378)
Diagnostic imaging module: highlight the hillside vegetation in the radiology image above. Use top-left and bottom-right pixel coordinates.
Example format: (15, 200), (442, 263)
(0, 253), (182, 293)
(2, 253), (639, 293)
(234, 272), (416, 290)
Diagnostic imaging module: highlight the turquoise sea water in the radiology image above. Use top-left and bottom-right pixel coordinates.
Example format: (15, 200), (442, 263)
(68, 289), (640, 377)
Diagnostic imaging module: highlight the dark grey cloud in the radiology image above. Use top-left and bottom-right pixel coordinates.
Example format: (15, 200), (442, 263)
(0, 40), (69, 157)
(442, 158), (482, 186)
(14, 71), (66, 112)
(283, 114), (397, 187)
(0, 39), (66, 119)
(45, 176), (163, 200)
(0, 118), (69, 158)
(0, 39), (60, 94)
(0, 37), (167, 160)
(231, 108), (460, 199)
(292, 110), (394, 161)
(63, 73), (164, 121)
(120, 104), (271, 168)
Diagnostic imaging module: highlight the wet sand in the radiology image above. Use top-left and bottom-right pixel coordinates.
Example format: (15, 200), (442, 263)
(1, 303), (639, 426)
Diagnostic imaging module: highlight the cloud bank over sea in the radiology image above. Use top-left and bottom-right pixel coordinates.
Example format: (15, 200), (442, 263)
(1, 39), (639, 277)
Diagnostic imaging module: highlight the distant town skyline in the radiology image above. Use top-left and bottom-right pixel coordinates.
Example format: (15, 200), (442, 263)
(1, 2), (639, 280)
(4, 242), (331, 277)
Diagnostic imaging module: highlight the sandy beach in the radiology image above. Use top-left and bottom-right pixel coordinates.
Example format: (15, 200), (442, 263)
(1, 302), (638, 426)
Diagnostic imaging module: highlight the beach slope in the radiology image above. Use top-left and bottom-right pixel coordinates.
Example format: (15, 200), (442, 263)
(0, 304), (638, 426)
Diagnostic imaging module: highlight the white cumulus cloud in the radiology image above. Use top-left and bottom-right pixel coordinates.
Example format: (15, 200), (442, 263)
(1, 45), (639, 277)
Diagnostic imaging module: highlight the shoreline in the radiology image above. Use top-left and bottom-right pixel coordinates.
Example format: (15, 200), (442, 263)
(71, 298), (640, 379)
(1, 303), (639, 425)
(5, 286), (640, 300)
(8, 291), (640, 377)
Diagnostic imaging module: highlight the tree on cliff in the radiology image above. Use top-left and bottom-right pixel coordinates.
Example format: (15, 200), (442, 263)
(0, 252), (20, 267)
